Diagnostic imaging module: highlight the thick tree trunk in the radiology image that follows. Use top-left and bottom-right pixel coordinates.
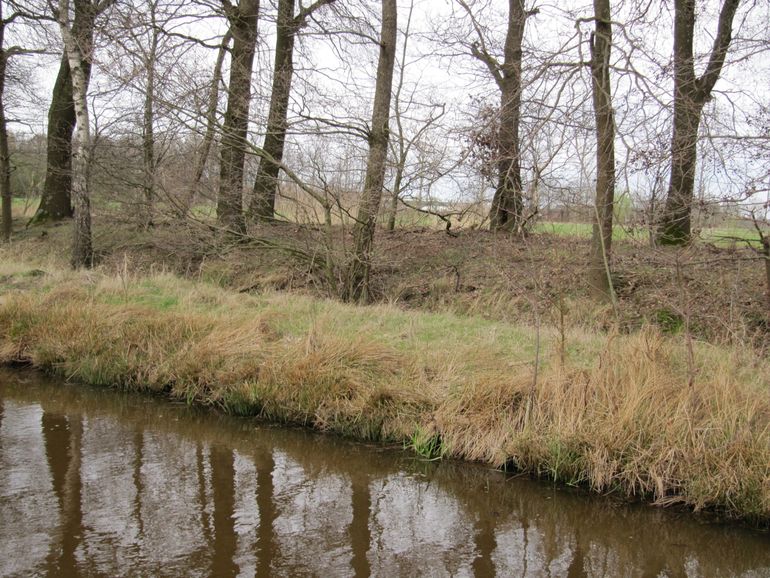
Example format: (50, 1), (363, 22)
(658, 0), (740, 245)
(659, 99), (702, 244)
(34, 57), (76, 223)
(33, 0), (96, 224)
(588, 0), (616, 299)
(249, 0), (334, 221)
(57, 0), (96, 268)
(249, 0), (295, 221)
(344, 0), (397, 303)
(217, 0), (260, 236)
(489, 0), (526, 232)
(0, 10), (11, 243)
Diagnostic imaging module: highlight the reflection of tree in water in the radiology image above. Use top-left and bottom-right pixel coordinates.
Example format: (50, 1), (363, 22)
(210, 444), (238, 577)
(195, 442), (213, 550)
(3, 370), (770, 578)
(350, 471), (371, 578)
(41, 411), (83, 577)
(255, 446), (276, 577)
(131, 428), (145, 552)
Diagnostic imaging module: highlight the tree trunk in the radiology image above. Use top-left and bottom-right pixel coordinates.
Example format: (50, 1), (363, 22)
(659, 96), (702, 244)
(142, 3), (159, 228)
(217, 0), (260, 236)
(489, 0), (526, 232)
(658, 0), (741, 245)
(0, 8), (11, 243)
(33, 0), (96, 224)
(385, 0), (415, 233)
(34, 57), (76, 223)
(344, 0), (397, 303)
(190, 31), (231, 206)
(249, 0), (334, 221)
(249, 0), (295, 221)
(0, 96), (10, 244)
(386, 164), (402, 231)
(57, 0), (97, 268)
(588, 0), (616, 300)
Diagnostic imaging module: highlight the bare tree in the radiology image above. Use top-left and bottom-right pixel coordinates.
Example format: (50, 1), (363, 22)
(587, 0), (616, 300)
(344, 0), (397, 302)
(0, 4), (13, 242)
(385, 0), (446, 231)
(249, 0), (335, 221)
(458, 0), (536, 233)
(658, 0), (741, 245)
(141, 0), (160, 227)
(217, 0), (260, 235)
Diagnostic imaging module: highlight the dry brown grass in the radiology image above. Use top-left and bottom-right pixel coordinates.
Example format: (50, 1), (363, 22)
(0, 264), (767, 523)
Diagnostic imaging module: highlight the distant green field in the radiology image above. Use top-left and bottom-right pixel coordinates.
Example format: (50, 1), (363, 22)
(700, 227), (763, 246)
(534, 222), (643, 240)
(534, 221), (763, 247)
(11, 197), (38, 217)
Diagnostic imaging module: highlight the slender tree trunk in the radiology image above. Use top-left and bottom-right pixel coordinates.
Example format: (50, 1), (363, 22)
(489, 0), (526, 232)
(588, 0), (616, 299)
(250, 0), (295, 221)
(0, 9), (11, 243)
(190, 31), (232, 203)
(0, 99), (9, 244)
(142, 3), (159, 228)
(385, 0), (414, 232)
(386, 164), (403, 231)
(762, 237), (770, 312)
(33, 0), (96, 224)
(658, 0), (741, 245)
(344, 0), (397, 303)
(217, 0), (260, 236)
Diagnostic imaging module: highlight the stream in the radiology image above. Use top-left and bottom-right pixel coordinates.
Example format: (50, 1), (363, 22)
(0, 368), (768, 577)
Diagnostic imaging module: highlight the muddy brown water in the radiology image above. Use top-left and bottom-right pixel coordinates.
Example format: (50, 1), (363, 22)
(0, 369), (768, 578)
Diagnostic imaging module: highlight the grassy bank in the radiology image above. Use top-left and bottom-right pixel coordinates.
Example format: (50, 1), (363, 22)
(0, 261), (768, 525)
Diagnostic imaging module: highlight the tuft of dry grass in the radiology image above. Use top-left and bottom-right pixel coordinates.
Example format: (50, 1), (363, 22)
(0, 263), (768, 523)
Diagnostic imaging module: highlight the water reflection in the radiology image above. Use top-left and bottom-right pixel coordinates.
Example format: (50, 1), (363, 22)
(0, 368), (768, 577)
